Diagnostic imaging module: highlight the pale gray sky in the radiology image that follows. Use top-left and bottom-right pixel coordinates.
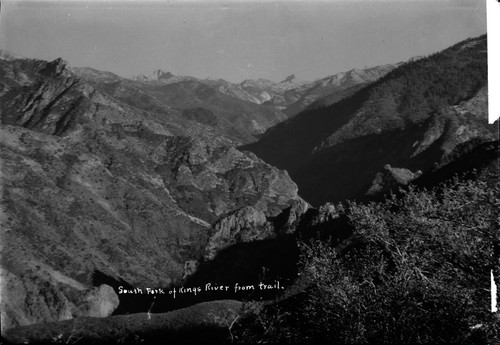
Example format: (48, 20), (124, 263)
(0, 0), (487, 83)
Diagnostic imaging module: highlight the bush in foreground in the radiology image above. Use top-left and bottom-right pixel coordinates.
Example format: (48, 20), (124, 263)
(235, 177), (500, 343)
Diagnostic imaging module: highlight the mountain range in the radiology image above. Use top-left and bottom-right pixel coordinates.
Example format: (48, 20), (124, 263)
(69, 62), (406, 146)
(130, 58), (412, 119)
(244, 35), (496, 205)
(1, 34), (498, 343)
(0, 54), (302, 329)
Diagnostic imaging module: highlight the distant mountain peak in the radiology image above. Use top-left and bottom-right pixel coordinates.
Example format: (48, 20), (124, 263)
(153, 69), (174, 80)
(280, 74), (297, 84)
(245, 34), (491, 206)
(133, 69), (176, 82)
(241, 78), (274, 86)
(406, 56), (424, 63)
(40, 57), (72, 78)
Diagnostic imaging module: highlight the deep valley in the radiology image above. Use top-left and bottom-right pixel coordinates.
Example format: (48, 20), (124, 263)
(1, 34), (498, 344)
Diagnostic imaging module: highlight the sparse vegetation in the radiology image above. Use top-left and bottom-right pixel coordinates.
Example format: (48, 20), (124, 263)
(372, 36), (487, 124)
(244, 36), (492, 206)
(234, 176), (500, 343)
(1, 32), (496, 344)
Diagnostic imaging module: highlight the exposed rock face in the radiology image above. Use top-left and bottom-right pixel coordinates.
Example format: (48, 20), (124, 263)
(129, 62), (398, 127)
(281, 62), (403, 116)
(239, 63), (396, 116)
(82, 285), (120, 318)
(241, 77), (305, 108)
(310, 203), (338, 226)
(412, 87), (491, 157)
(272, 199), (311, 235)
(1, 58), (82, 135)
(205, 206), (272, 260)
(182, 260), (200, 280)
(281, 74), (298, 84)
(366, 165), (422, 198)
(245, 35), (495, 206)
(130, 62), (399, 121)
(133, 69), (182, 82)
(0, 55), (301, 328)
(0, 262), (119, 331)
(77, 67), (288, 143)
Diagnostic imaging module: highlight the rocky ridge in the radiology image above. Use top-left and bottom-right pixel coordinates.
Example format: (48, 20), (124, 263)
(0, 54), (301, 329)
(81, 67), (287, 143)
(130, 61), (404, 120)
(1, 35), (496, 338)
(280, 63), (405, 116)
(245, 35), (495, 205)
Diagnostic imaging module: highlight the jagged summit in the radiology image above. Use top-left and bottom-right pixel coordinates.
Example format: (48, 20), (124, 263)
(404, 55), (424, 63)
(240, 78), (275, 86)
(0, 51), (74, 78)
(278, 74), (308, 87)
(133, 69), (178, 82)
(280, 74), (296, 84)
(153, 69), (174, 80)
(1, 33), (496, 344)
(0, 53), (302, 329)
(39, 57), (72, 78)
(245, 35), (492, 205)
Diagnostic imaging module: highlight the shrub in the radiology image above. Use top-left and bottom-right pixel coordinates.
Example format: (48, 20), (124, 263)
(237, 177), (499, 343)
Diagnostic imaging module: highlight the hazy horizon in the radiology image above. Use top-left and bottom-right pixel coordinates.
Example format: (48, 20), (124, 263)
(0, 0), (487, 83)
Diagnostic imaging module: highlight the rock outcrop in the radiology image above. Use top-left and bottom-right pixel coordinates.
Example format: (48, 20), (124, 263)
(0, 262), (119, 331)
(245, 35), (495, 206)
(204, 206), (272, 260)
(0, 55), (301, 328)
(281, 62), (403, 116)
(77, 67), (288, 143)
(365, 165), (422, 198)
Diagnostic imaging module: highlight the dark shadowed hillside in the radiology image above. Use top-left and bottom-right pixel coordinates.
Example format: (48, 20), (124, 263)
(1, 33), (498, 344)
(232, 170), (499, 344)
(244, 35), (495, 206)
(281, 62), (406, 117)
